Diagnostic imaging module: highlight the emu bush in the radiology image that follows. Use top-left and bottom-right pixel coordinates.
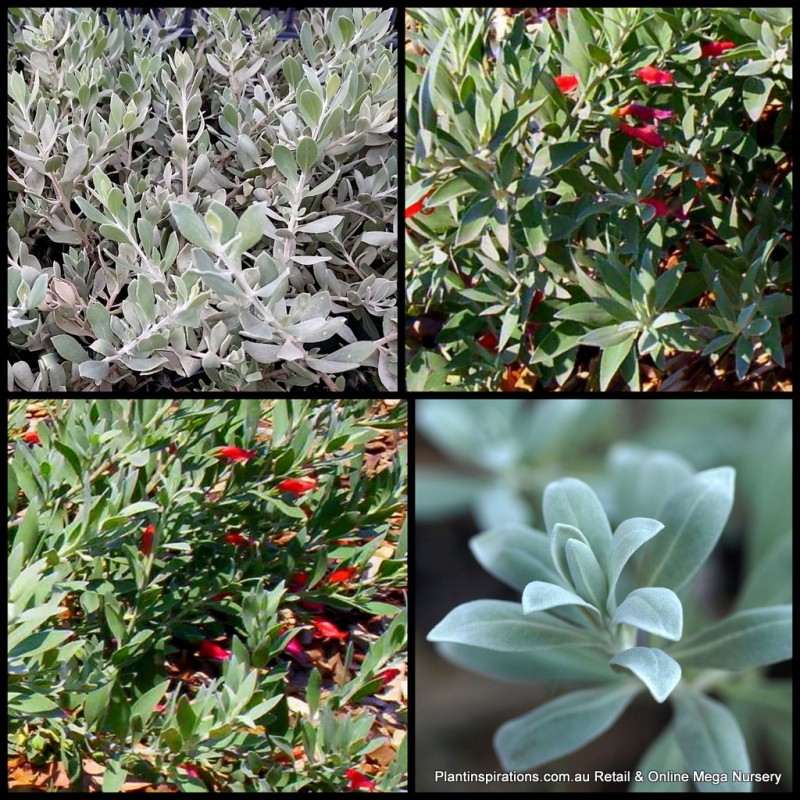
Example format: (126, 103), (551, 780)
(406, 8), (792, 392)
(8, 8), (398, 392)
(8, 399), (407, 791)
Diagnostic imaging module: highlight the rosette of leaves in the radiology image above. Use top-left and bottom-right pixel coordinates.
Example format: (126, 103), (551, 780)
(8, 7), (397, 392)
(427, 464), (793, 790)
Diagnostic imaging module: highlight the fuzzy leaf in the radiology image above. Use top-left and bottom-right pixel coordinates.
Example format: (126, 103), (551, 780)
(609, 647), (681, 703)
(613, 587), (683, 641)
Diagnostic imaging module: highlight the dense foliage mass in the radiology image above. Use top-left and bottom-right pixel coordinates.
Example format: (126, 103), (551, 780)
(406, 8), (792, 392)
(9, 8), (397, 392)
(9, 399), (407, 791)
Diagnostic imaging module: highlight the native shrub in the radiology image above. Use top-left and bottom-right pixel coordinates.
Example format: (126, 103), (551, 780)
(8, 399), (407, 791)
(406, 8), (791, 391)
(8, 8), (398, 392)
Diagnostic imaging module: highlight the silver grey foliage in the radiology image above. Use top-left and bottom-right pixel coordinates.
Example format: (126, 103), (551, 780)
(8, 7), (397, 391)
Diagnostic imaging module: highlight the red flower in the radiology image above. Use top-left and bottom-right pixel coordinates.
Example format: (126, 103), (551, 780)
(288, 572), (309, 590)
(635, 66), (673, 85)
(312, 618), (349, 641)
(328, 566), (358, 585)
(618, 123), (666, 148)
(22, 430), (41, 444)
(140, 524), (156, 555)
(554, 74), (579, 94)
(640, 198), (670, 218)
(278, 477), (318, 494)
(346, 769), (376, 792)
(476, 332), (499, 353)
(615, 103), (674, 122)
(378, 668), (401, 687)
(154, 703), (166, 712)
(180, 764), (200, 779)
(405, 190), (433, 219)
(284, 635), (305, 658)
(198, 640), (232, 660)
(300, 601), (326, 613)
(529, 289), (544, 315)
(700, 40), (735, 58)
(214, 446), (257, 463)
(210, 591), (234, 601)
(223, 532), (256, 547)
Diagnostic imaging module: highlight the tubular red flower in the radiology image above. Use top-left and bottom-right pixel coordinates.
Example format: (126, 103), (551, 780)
(328, 566), (358, 585)
(210, 591), (234, 601)
(214, 446), (257, 462)
(285, 637), (305, 657)
(140, 524), (156, 555)
(635, 66), (673, 85)
(288, 572), (309, 590)
(405, 190), (433, 219)
(346, 769), (376, 792)
(700, 40), (735, 57)
(615, 103), (674, 122)
(22, 430), (41, 444)
(476, 332), (499, 353)
(640, 198), (670, 218)
(618, 123), (666, 148)
(554, 74), (579, 94)
(278, 477), (318, 494)
(180, 764), (200, 779)
(300, 601), (326, 613)
(223, 532), (256, 547)
(312, 618), (349, 641)
(198, 640), (232, 660)
(378, 668), (401, 687)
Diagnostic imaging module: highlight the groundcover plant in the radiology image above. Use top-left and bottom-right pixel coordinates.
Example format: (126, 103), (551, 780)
(405, 8), (792, 392)
(418, 399), (791, 792)
(8, 399), (407, 791)
(8, 8), (397, 392)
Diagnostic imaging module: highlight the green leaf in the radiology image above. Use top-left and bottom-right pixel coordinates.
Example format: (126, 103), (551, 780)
(550, 523), (591, 585)
(734, 59), (771, 76)
(581, 324), (640, 347)
(305, 340), (376, 372)
(62, 145), (88, 182)
(75, 196), (110, 225)
(565, 538), (606, 608)
(673, 689), (751, 791)
(99, 223), (131, 244)
(169, 202), (214, 249)
(669, 606), (792, 669)
(296, 136), (319, 172)
(118, 501), (159, 517)
(469, 523), (563, 591)
(607, 517), (665, 601)
(736, 536), (792, 610)
(271, 144), (297, 182)
(455, 196), (495, 247)
(632, 727), (688, 792)
(613, 588), (683, 641)
(9, 629), (74, 660)
(543, 478), (613, 568)
(638, 467), (735, 590)
(234, 202), (267, 253)
(521, 580), (598, 615)
(609, 647), (681, 703)
(298, 215), (343, 234)
(599, 333), (636, 390)
(425, 177), (474, 207)
(742, 76), (774, 122)
(51, 334), (89, 363)
(427, 599), (597, 652)
(419, 32), (450, 132)
(494, 684), (639, 771)
(298, 89), (323, 128)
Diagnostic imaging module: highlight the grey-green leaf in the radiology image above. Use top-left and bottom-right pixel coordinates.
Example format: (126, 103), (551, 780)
(271, 144), (297, 182)
(298, 215), (344, 234)
(673, 689), (751, 792)
(669, 605), (792, 669)
(234, 202), (267, 253)
(631, 727), (689, 792)
(608, 517), (665, 602)
(522, 581), (598, 615)
(638, 467), (735, 590)
(63, 145), (89, 183)
(613, 587), (683, 641)
(565, 538), (607, 609)
(51, 334), (89, 364)
(550, 523), (591, 585)
(469, 523), (564, 591)
(427, 599), (597, 652)
(296, 136), (319, 172)
(609, 647), (681, 703)
(543, 478), (613, 568)
(494, 684), (639, 771)
(169, 202), (214, 249)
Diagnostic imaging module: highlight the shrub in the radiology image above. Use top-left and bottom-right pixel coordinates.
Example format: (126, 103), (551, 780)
(406, 8), (792, 391)
(8, 399), (407, 791)
(9, 8), (398, 392)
